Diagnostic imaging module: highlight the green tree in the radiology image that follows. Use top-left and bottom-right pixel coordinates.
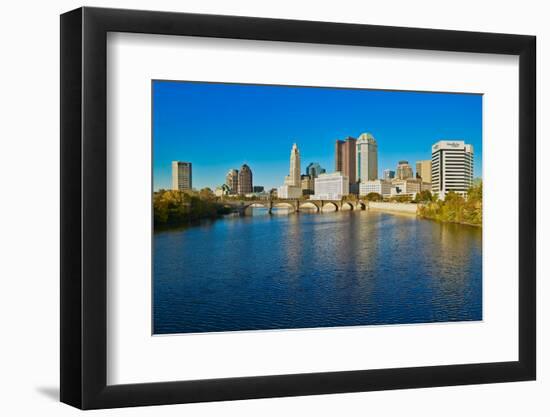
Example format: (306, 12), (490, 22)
(199, 187), (215, 200)
(414, 190), (434, 203)
(365, 192), (383, 201)
(390, 195), (412, 203)
(153, 189), (231, 228)
(417, 182), (482, 226)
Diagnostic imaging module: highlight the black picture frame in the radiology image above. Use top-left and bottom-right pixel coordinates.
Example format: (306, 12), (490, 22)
(60, 6), (536, 410)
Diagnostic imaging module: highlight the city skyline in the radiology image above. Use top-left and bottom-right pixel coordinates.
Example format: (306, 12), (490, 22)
(153, 81), (482, 190)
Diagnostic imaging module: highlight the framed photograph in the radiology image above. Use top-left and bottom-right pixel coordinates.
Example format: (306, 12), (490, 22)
(60, 7), (536, 409)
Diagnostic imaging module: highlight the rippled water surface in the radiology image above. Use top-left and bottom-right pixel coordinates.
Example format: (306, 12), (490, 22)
(153, 210), (482, 334)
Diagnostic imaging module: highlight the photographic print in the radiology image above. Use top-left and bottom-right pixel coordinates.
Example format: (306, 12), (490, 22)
(152, 80), (482, 335)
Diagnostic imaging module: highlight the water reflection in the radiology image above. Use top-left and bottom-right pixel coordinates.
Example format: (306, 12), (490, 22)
(153, 210), (482, 334)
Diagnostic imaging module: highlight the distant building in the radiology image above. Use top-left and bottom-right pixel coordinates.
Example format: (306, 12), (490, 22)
(306, 162), (326, 179)
(359, 180), (392, 197)
(284, 143), (301, 187)
(215, 184), (230, 197)
(301, 174), (314, 195)
(356, 133), (378, 182)
(245, 191), (270, 200)
(391, 178), (430, 197)
(311, 172), (349, 200)
(431, 140), (474, 198)
(238, 164), (253, 194)
(383, 169), (395, 181)
(225, 169), (239, 194)
(277, 185), (303, 199)
(396, 160), (414, 180)
(335, 136), (357, 185)
(416, 160), (432, 184)
(253, 186), (264, 193)
(172, 161), (192, 191)
(279, 143), (302, 199)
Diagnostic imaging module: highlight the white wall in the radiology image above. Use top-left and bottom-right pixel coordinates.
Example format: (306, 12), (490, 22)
(368, 202), (419, 214)
(0, 0), (546, 415)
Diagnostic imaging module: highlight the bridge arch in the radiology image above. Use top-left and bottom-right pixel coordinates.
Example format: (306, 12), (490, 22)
(356, 201), (367, 210)
(242, 202), (269, 215)
(272, 202), (296, 213)
(299, 202), (320, 212)
(321, 201), (339, 212)
(341, 202), (354, 211)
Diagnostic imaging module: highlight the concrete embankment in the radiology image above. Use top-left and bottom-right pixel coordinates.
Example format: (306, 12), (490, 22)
(367, 202), (419, 215)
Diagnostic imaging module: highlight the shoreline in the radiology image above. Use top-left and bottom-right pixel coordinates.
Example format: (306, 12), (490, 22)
(154, 203), (482, 233)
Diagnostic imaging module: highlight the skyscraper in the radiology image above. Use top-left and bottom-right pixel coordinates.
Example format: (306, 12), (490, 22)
(431, 140), (474, 198)
(335, 136), (357, 185)
(383, 169), (395, 181)
(396, 160), (414, 180)
(279, 143), (303, 199)
(306, 162), (326, 179)
(284, 143), (301, 187)
(416, 160), (432, 183)
(356, 133), (378, 182)
(238, 164), (253, 194)
(172, 161), (192, 191)
(225, 169), (239, 194)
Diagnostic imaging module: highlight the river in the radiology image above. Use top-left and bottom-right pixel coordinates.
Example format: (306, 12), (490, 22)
(153, 209), (482, 334)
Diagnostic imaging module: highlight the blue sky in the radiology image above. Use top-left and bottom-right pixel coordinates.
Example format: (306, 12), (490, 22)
(153, 81), (482, 190)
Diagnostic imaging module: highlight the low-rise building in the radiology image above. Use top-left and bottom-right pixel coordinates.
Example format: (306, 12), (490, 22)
(253, 186), (265, 193)
(310, 172), (349, 200)
(244, 191), (270, 200)
(383, 169), (395, 181)
(277, 184), (302, 199)
(390, 178), (430, 197)
(359, 180), (392, 197)
(301, 174), (314, 195)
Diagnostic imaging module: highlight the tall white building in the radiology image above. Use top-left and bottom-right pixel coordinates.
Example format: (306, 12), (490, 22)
(172, 161), (192, 191)
(311, 172), (349, 200)
(279, 143), (303, 199)
(431, 140), (474, 198)
(356, 132), (378, 182)
(284, 143), (301, 187)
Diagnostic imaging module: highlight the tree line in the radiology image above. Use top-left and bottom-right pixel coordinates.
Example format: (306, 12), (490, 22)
(356, 183), (483, 226)
(153, 189), (232, 228)
(417, 183), (482, 226)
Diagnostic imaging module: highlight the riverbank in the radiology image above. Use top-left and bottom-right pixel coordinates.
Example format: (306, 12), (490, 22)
(153, 189), (232, 228)
(367, 184), (482, 227)
(417, 188), (482, 227)
(367, 201), (418, 215)
(418, 210), (482, 227)
(366, 201), (481, 227)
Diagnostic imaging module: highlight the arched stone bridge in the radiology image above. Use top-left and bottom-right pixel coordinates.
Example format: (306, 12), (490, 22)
(223, 199), (368, 215)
